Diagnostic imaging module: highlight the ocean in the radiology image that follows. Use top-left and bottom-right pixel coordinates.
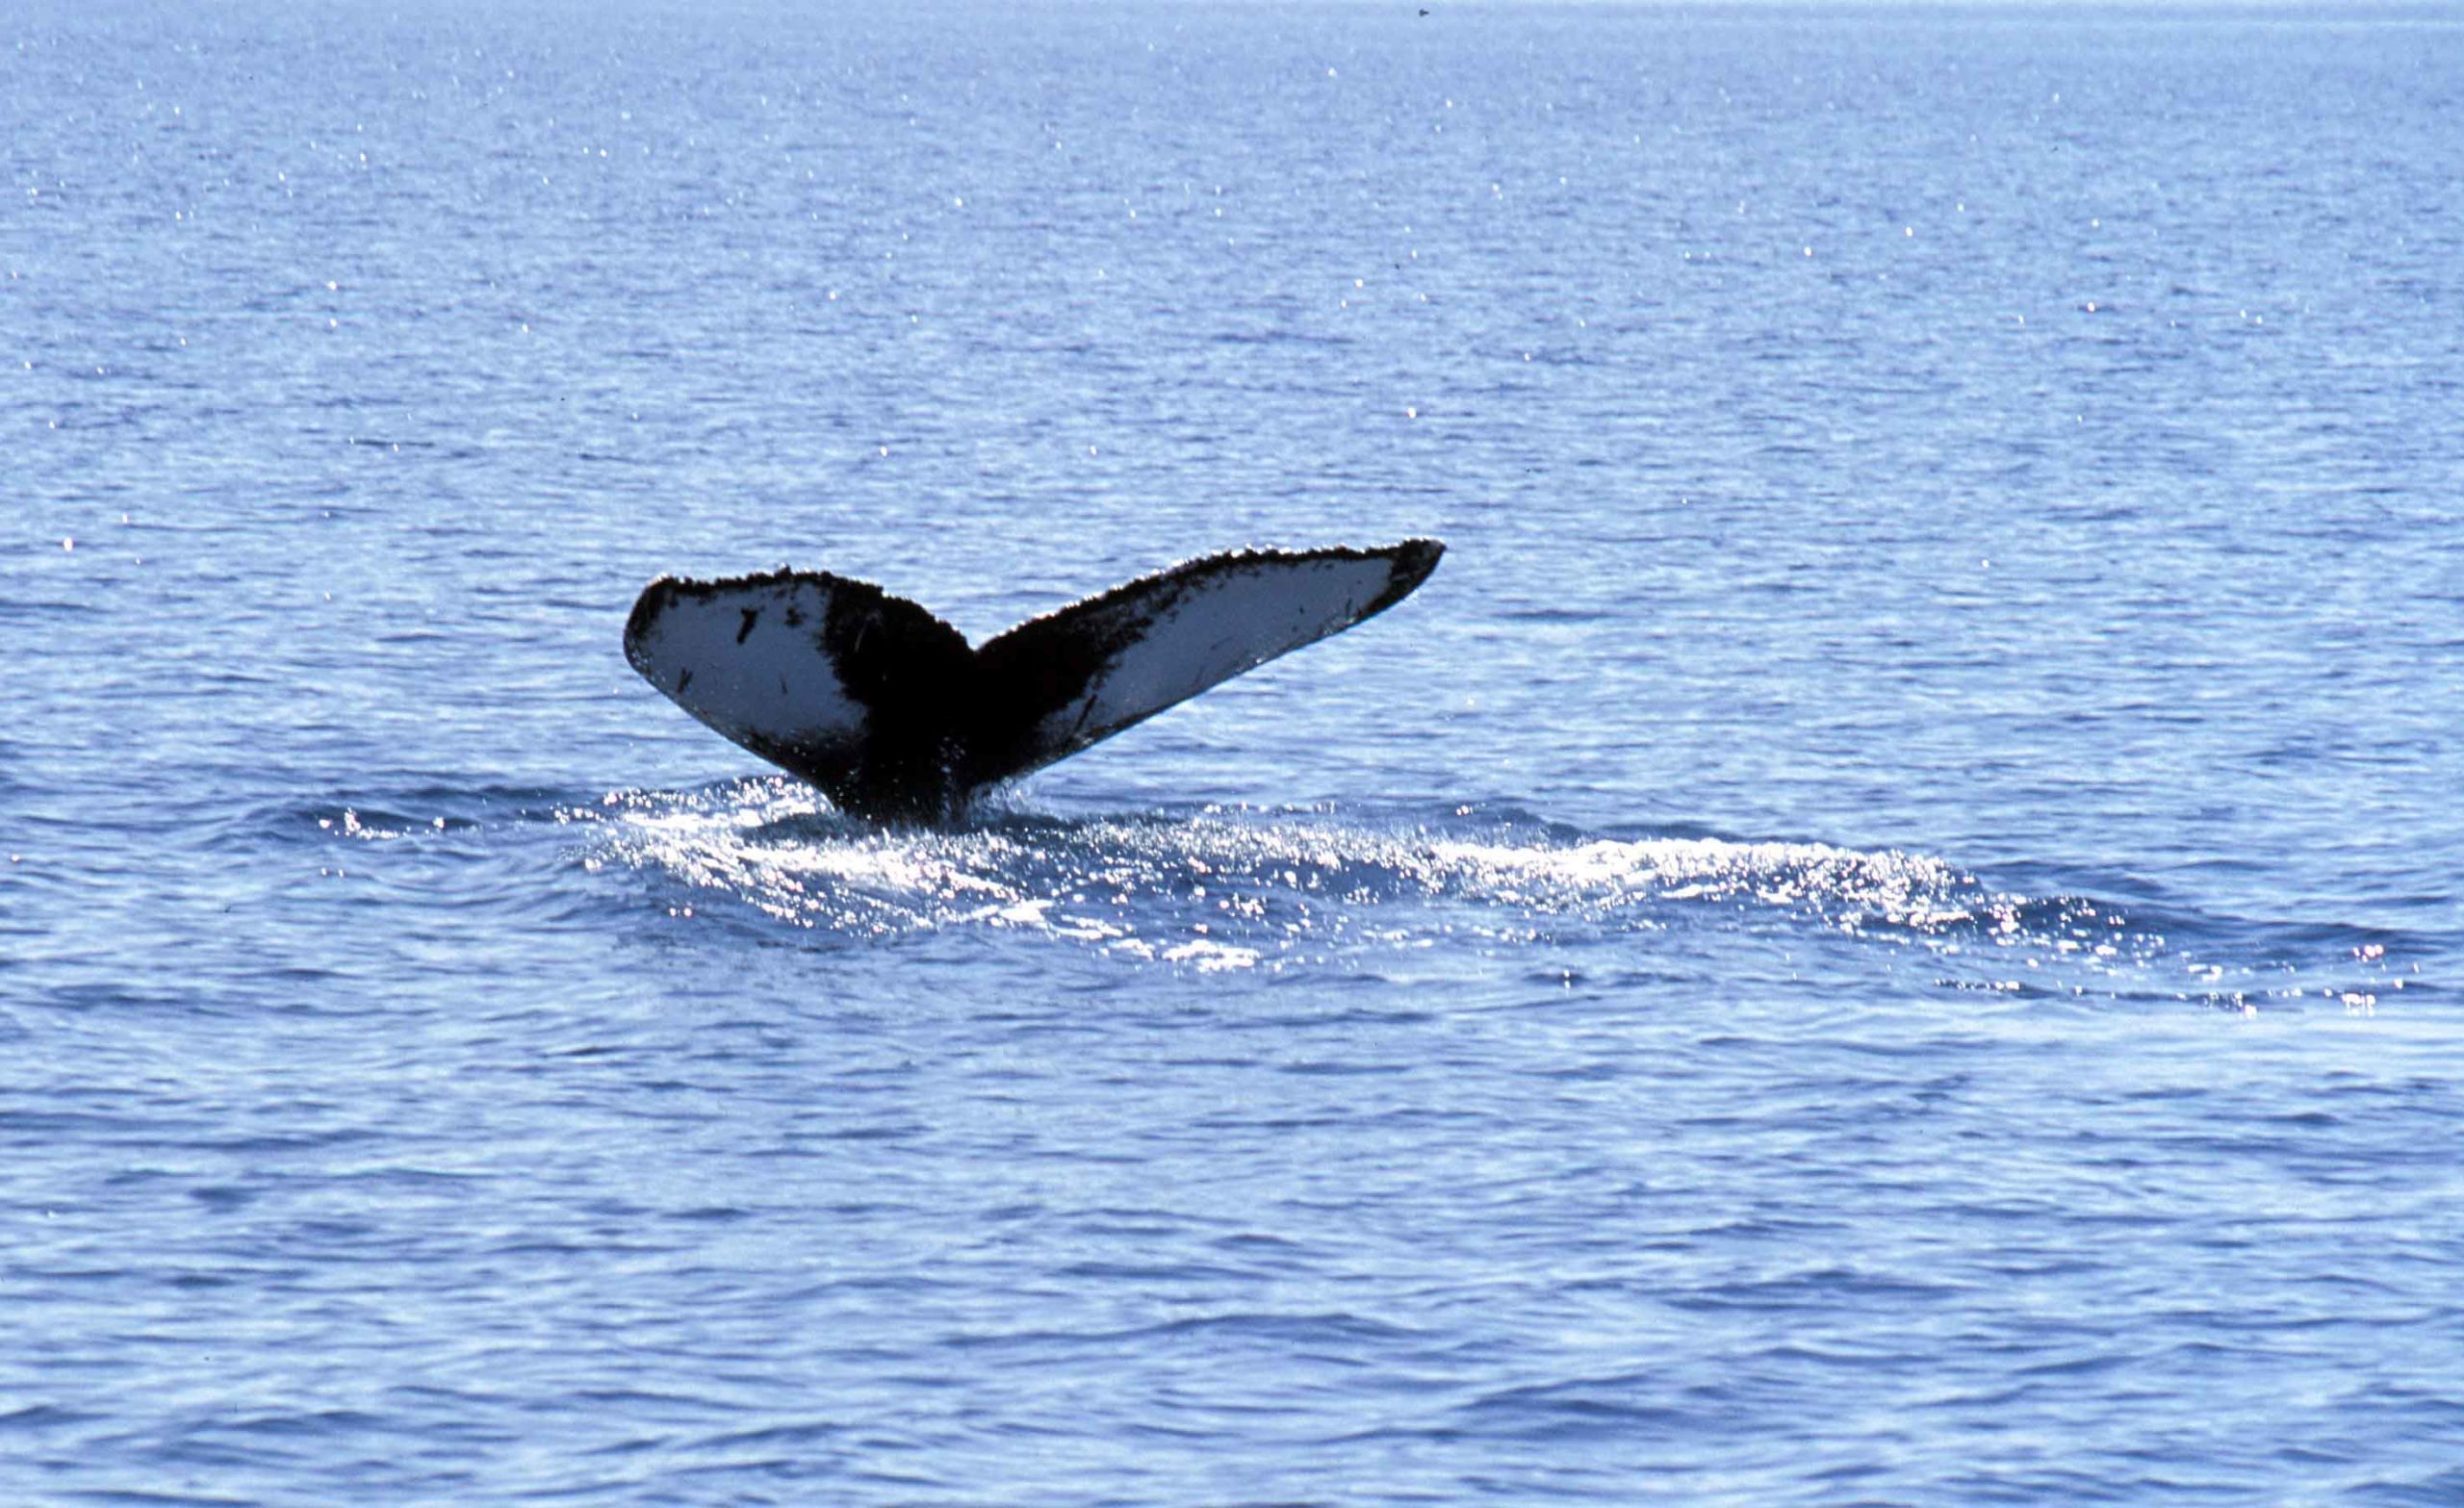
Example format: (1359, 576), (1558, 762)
(7, 1), (2464, 1501)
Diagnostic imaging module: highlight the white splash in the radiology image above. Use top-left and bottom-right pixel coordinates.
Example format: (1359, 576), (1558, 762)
(567, 780), (2064, 977)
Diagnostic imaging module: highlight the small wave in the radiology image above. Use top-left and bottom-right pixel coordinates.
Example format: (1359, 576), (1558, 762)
(266, 776), (2426, 1008)
(274, 786), (570, 846)
(549, 779), (2420, 1007)
(574, 780), (1986, 954)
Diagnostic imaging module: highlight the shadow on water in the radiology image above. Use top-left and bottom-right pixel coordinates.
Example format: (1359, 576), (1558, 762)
(258, 775), (2420, 1012)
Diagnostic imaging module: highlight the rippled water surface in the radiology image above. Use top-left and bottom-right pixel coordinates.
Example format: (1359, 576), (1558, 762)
(9, 2), (2464, 1502)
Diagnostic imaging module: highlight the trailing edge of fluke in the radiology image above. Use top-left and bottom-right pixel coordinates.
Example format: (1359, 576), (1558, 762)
(624, 539), (1445, 825)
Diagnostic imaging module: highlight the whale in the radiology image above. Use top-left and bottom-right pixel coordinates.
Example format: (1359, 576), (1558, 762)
(624, 539), (1444, 824)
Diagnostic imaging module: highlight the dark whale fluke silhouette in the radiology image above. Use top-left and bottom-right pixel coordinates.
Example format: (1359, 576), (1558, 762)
(624, 539), (1444, 824)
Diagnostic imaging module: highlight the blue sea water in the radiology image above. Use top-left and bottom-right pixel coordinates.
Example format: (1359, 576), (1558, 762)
(8, 0), (2464, 1500)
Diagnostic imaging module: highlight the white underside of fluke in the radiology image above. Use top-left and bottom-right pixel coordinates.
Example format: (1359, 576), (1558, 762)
(1015, 552), (1414, 760)
(624, 540), (1444, 821)
(627, 576), (869, 760)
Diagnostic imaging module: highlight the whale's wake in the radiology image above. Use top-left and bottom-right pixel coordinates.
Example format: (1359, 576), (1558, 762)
(549, 779), (2411, 1010)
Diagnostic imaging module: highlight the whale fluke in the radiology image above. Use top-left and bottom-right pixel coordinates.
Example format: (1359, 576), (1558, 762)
(624, 539), (1444, 824)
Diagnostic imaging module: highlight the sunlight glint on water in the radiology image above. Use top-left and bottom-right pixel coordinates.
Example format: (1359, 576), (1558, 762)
(5, 2), (2461, 1502)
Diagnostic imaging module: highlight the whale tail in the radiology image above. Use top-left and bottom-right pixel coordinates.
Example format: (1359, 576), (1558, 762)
(624, 539), (1444, 824)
